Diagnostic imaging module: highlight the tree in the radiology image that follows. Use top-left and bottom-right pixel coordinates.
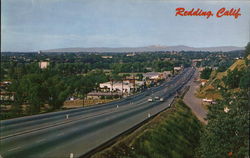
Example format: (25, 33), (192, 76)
(245, 42), (250, 58)
(44, 75), (70, 110)
(10, 80), (25, 115)
(197, 91), (249, 158)
(222, 68), (244, 89)
(0, 66), (7, 81)
(239, 69), (250, 90)
(200, 67), (212, 79)
(12, 74), (47, 114)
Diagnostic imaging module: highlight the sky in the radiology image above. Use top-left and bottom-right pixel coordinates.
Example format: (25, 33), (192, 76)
(1, 0), (250, 52)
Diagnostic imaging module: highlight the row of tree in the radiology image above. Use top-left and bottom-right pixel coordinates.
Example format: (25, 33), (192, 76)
(4, 68), (108, 118)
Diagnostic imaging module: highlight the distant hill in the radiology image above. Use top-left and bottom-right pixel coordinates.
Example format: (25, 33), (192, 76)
(42, 45), (244, 53)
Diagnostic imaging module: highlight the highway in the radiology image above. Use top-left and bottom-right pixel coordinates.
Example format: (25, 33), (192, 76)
(0, 67), (195, 158)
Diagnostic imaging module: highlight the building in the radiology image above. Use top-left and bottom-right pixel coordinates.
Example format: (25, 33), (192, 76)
(100, 81), (134, 93)
(39, 61), (50, 69)
(0, 81), (14, 102)
(99, 80), (144, 94)
(164, 58), (171, 61)
(143, 71), (171, 80)
(143, 72), (161, 80)
(0, 81), (11, 88)
(174, 66), (182, 71)
(101, 56), (113, 59)
(126, 53), (135, 57)
(0, 91), (14, 101)
(192, 59), (203, 62)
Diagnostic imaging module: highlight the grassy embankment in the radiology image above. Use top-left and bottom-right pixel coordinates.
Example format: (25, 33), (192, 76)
(91, 99), (203, 158)
(197, 59), (246, 100)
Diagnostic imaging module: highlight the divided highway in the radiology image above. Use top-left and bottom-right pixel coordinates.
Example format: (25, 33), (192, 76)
(0, 67), (195, 158)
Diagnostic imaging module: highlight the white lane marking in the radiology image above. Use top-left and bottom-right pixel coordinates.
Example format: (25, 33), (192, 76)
(7, 146), (21, 152)
(36, 138), (46, 143)
(148, 113), (151, 118)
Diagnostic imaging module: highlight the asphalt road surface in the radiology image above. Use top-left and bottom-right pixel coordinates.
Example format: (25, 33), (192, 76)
(0, 67), (195, 158)
(184, 70), (207, 124)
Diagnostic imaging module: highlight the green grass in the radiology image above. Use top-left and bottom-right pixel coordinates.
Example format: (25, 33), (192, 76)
(128, 101), (202, 158)
(92, 100), (203, 158)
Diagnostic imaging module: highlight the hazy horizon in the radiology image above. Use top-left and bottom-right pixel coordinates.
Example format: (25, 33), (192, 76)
(1, 45), (245, 53)
(1, 0), (250, 52)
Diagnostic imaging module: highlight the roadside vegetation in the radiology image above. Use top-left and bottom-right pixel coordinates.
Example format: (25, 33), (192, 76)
(200, 67), (212, 79)
(92, 99), (203, 158)
(197, 55), (248, 100)
(129, 100), (202, 158)
(0, 68), (109, 120)
(197, 43), (250, 158)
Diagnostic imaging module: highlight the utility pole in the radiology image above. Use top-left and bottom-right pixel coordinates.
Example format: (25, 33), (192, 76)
(121, 78), (123, 98)
(133, 75), (135, 94)
(132, 66), (135, 94)
(82, 93), (85, 107)
(82, 88), (85, 107)
(111, 78), (114, 99)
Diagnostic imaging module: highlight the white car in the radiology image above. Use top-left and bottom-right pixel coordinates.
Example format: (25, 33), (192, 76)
(148, 98), (153, 102)
(160, 98), (164, 102)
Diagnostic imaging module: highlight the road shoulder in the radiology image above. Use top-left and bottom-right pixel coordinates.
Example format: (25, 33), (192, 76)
(183, 71), (207, 124)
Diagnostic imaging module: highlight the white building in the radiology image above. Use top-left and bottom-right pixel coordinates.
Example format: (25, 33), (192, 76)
(126, 53), (135, 57)
(39, 61), (50, 69)
(174, 66), (182, 71)
(101, 56), (113, 59)
(135, 81), (144, 87)
(143, 72), (161, 80)
(99, 81), (143, 93)
(0, 92), (14, 101)
(99, 81), (133, 93)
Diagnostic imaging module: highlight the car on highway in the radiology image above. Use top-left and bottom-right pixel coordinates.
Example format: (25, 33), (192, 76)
(160, 98), (164, 102)
(154, 96), (159, 100)
(148, 98), (153, 102)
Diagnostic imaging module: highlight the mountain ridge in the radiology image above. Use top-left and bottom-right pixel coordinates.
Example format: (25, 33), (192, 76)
(41, 45), (244, 53)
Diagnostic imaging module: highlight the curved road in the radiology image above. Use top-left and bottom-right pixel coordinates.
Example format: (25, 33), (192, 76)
(0, 67), (195, 158)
